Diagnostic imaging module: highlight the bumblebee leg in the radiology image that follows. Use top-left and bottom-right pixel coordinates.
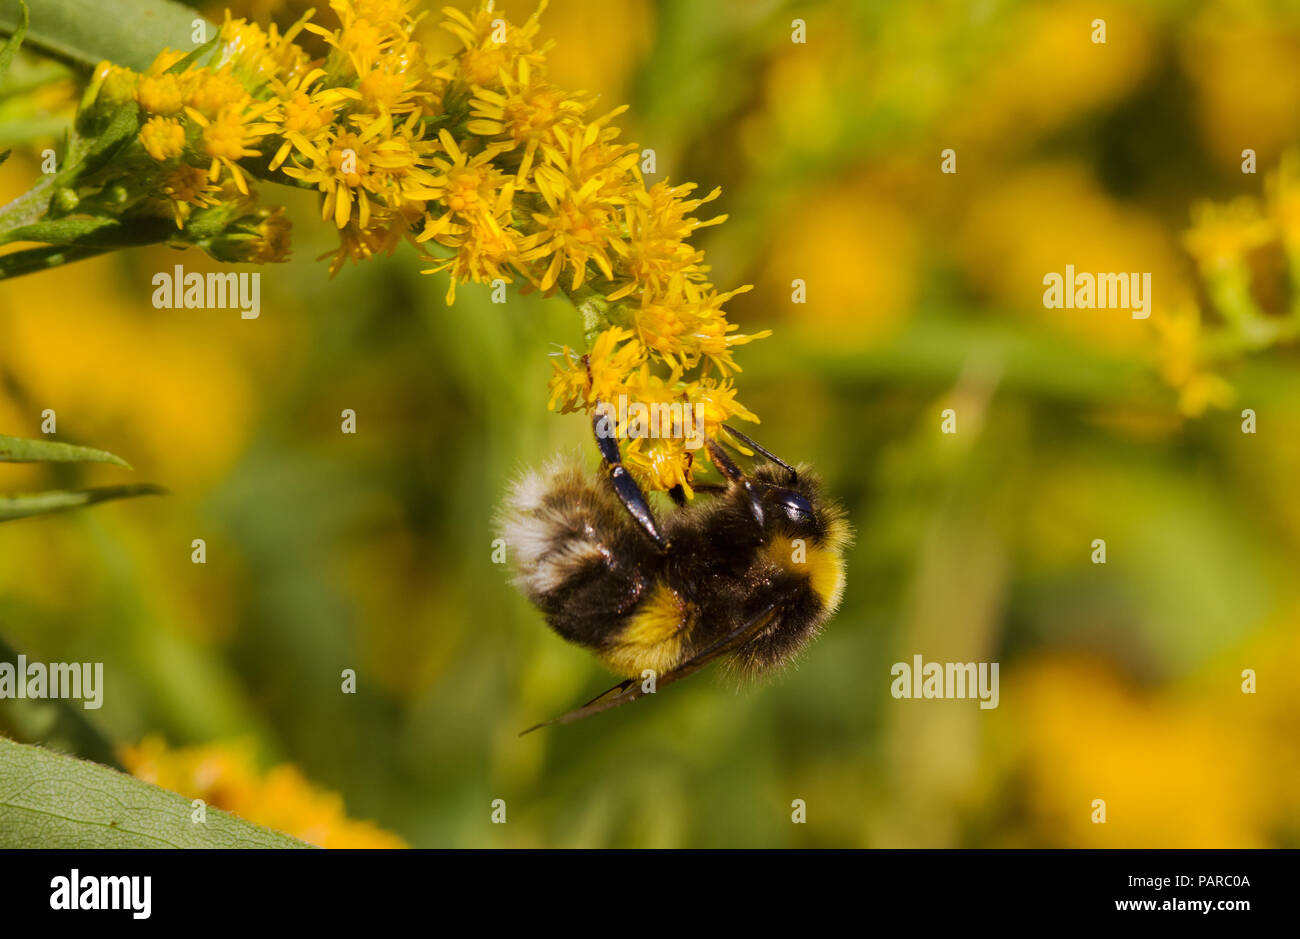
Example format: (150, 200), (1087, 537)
(593, 408), (668, 550)
(668, 482), (727, 506)
(721, 424), (797, 483)
(705, 436), (765, 529)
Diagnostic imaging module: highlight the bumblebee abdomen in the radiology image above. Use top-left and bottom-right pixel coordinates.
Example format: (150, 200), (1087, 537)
(599, 581), (695, 677)
(497, 458), (662, 654)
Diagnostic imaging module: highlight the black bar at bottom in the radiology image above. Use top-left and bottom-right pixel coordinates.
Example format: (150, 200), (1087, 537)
(0, 848), (1288, 924)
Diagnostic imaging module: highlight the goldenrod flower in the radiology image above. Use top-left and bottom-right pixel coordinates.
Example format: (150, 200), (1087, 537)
(135, 73), (186, 116)
(306, 0), (418, 78)
(187, 69), (252, 118)
(623, 435), (696, 493)
(441, 0), (550, 90)
(211, 204), (294, 263)
(49, 1), (771, 491)
(138, 116), (187, 162)
(610, 181), (725, 301)
(265, 71), (360, 170)
(548, 326), (646, 412)
(84, 60), (141, 116)
(284, 113), (437, 229)
(325, 209), (414, 275)
(465, 58), (587, 149)
(159, 165), (222, 227)
(548, 317), (765, 490)
(530, 161), (631, 291)
(632, 280), (765, 375)
(421, 213), (543, 302)
(215, 10), (313, 86)
(187, 104), (277, 194)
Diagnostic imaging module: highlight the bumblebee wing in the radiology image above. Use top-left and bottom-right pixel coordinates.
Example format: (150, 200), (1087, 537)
(580, 677), (637, 709)
(519, 600), (784, 735)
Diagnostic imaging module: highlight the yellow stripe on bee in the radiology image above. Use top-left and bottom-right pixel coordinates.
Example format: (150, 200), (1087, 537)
(601, 583), (691, 677)
(765, 523), (849, 613)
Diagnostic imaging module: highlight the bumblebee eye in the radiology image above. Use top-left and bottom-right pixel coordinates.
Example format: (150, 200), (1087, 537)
(772, 488), (814, 525)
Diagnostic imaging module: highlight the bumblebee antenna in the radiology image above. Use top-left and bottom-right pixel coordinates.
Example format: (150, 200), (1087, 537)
(705, 437), (765, 529)
(721, 425), (798, 483)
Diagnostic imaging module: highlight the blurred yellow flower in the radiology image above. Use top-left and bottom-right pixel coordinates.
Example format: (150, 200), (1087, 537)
(123, 737), (407, 848)
(959, 162), (1189, 351)
(1181, 11), (1300, 167)
(1265, 151), (1300, 254)
(1152, 304), (1235, 418)
(1182, 198), (1273, 277)
(951, 0), (1153, 150)
(762, 180), (919, 347)
(1000, 657), (1271, 847)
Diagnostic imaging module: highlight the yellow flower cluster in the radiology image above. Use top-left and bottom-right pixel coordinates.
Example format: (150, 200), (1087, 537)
(1160, 153), (1300, 417)
(122, 736), (406, 848)
(92, 0), (766, 490)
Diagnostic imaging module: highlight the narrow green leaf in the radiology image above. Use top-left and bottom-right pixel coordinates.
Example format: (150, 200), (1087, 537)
(0, 0), (26, 78)
(0, 737), (312, 848)
(0, 214), (120, 247)
(0, 215), (176, 249)
(0, 241), (110, 279)
(0, 0), (202, 73)
(0, 484), (164, 522)
(164, 31), (219, 76)
(0, 432), (131, 466)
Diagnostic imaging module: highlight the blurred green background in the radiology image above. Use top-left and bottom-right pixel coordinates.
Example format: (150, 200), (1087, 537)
(2, 0), (1300, 847)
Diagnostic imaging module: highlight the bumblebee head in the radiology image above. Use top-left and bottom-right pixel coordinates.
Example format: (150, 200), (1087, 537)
(753, 464), (846, 550)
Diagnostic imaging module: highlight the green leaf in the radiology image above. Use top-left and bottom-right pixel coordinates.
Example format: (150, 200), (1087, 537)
(0, 432), (131, 466)
(0, 241), (110, 278)
(164, 31), (219, 76)
(0, 737), (312, 848)
(73, 97), (141, 177)
(0, 484), (164, 522)
(0, 214), (120, 247)
(0, 0), (26, 78)
(0, 0), (203, 73)
(0, 215), (176, 250)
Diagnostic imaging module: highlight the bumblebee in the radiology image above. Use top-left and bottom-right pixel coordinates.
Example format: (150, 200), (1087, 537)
(499, 417), (851, 732)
